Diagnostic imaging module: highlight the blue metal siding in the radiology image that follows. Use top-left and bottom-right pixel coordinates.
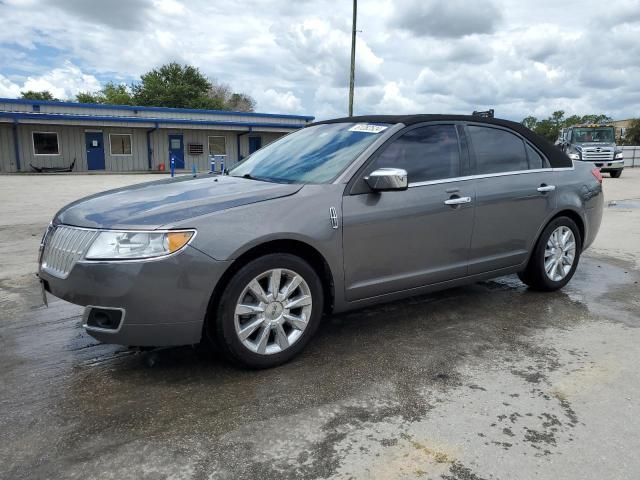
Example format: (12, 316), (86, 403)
(0, 111), (307, 130)
(0, 97), (314, 122)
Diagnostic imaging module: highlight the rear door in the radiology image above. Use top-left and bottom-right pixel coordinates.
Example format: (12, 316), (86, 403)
(465, 124), (556, 273)
(342, 123), (475, 301)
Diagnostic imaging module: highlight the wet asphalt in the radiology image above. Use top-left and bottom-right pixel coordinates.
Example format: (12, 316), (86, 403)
(1, 254), (639, 480)
(1, 174), (640, 479)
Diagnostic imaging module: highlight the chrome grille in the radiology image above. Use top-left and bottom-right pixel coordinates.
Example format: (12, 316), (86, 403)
(41, 226), (98, 278)
(583, 148), (614, 161)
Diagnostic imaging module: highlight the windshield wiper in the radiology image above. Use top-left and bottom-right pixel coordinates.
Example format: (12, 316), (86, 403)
(238, 173), (280, 183)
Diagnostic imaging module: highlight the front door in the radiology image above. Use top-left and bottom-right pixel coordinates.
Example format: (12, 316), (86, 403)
(465, 124), (557, 273)
(342, 123), (475, 301)
(168, 134), (184, 169)
(85, 132), (105, 170)
(249, 136), (262, 154)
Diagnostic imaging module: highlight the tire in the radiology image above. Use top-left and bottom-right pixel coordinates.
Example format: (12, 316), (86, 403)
(208, 253), (324, 368)
(610, 170), (622, 178)
(518, 216), (582, 292)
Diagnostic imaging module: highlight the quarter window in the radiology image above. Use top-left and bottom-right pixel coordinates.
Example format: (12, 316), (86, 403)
(33, 132), (59, 155)
(370, 125), (461, 183)
(525, 143), (546, 169)
(109, 134), (132, 155)
(208, 136), (227, 155)
(468, 126), (528, 174)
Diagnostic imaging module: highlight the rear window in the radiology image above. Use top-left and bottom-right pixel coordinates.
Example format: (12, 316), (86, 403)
(468, 126), (528, 174)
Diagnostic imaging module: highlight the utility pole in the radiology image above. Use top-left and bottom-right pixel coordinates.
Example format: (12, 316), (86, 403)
(348, 0), (357, 116)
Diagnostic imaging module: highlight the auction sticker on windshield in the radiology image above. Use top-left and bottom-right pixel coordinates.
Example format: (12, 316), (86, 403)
(348, 124), (388, 134)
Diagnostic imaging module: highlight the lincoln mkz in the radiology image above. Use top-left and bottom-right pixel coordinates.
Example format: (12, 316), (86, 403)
(38, 115), (603, 368)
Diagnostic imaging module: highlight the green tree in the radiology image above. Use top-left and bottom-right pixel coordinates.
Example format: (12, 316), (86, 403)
(20, 90), (58, 101)
(73, 63), (256, 111)
(75, 91), (101, 103)
(227, 93), (256, 112)
(132, 62), (214, 109)
(76, 82), (134, 105)
(522, 116), (537, 131)
(579, 114), (612, 125)
(534, 119), (559, 142)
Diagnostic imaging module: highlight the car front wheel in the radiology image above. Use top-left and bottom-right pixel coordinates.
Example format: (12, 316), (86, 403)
(518, 216), (582, 291)
(209, 253), (324, 368)
(610, 170), (622, 178)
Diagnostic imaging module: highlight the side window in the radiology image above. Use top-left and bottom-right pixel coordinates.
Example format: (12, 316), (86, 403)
(468, 126), (528, 174)
(370, 124), (460, 183)
(525, 143), (546, 169)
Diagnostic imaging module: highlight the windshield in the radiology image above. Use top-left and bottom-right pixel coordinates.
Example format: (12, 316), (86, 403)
(229, 122), (390, 184)
(572, 127), (614, 143)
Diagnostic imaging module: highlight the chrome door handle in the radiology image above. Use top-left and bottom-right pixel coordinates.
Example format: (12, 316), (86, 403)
(444, 196), (472, 205)
(537, 185), (556, 192)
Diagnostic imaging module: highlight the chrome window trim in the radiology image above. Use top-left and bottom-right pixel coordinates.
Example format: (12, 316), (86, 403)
(82, 306), (126, 334)
(408, 166), (574, 188)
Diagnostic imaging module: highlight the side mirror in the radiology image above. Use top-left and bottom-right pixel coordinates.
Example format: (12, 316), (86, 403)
(365, 168), (408, 192)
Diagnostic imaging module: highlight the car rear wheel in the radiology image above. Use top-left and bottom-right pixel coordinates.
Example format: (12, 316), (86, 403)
(610, 170), (622, 178)
(518, 216), (582, 291)
(209, 253), (323, 368)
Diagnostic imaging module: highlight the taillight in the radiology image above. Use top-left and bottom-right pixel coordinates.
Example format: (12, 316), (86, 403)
(591, 167), (603, 184)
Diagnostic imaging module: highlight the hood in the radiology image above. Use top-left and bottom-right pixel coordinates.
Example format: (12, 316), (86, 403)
(54, 175), (303, 229)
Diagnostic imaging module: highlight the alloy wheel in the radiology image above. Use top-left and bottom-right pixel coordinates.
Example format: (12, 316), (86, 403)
(233, 268), (312, 355)
(544, 226), (576, 282)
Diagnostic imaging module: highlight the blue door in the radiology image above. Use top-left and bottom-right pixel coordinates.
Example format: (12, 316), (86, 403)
(249, 136), (262, 154)
(85, 132), (105, 170)
(168, 134), (184, 169)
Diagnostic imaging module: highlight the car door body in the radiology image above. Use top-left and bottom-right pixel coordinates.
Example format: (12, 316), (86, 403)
(464, 123), (557, 273)
(341, 123), (476, 301)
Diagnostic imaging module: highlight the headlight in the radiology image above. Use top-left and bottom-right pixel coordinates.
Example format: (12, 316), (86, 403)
(567, 153), (580, 160)
(615, 151), (624, 159)
(84, 230), (195, 260)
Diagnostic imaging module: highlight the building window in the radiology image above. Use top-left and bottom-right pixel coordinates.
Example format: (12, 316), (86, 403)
(109, 134), (132, 156)
(208, 136), (226, 155)
(33, 132), (59, 155)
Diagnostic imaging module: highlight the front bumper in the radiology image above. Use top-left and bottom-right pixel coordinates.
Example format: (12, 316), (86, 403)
(588, 159), (624, 172)
(39, 245), (228, 346)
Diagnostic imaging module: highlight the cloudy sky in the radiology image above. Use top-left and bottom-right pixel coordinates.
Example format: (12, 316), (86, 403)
(0, 0), (639, 121)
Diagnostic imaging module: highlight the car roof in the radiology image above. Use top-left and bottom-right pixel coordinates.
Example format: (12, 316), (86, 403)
(309, 114), (572, 168)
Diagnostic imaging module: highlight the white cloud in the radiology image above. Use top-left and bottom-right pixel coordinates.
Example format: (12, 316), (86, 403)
(21, 62), (101, 99)
(0, 74), (21, 97)
(257, 89), (304, 113)
(0, 0), (638, 120)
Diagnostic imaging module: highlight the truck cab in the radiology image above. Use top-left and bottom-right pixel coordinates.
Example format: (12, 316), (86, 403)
(557, 124), (624, 177)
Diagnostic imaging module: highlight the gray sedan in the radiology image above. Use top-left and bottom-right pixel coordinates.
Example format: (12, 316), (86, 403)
(38, 115), (604, 368)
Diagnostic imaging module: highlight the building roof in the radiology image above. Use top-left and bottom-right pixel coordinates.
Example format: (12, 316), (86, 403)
(311, 114), (572, 168)
(0, 97), (314, 121)
(0, 97), (313, 131)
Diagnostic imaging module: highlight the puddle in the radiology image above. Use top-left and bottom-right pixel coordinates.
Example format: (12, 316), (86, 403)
(608, 199), (640, 209)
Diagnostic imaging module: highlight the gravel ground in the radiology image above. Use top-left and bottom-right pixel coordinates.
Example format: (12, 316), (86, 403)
(1, 169), (639, 480)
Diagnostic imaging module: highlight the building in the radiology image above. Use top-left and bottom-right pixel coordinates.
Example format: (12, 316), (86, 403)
(0, 98), (314, 173)
(612, 119), (635, 141)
